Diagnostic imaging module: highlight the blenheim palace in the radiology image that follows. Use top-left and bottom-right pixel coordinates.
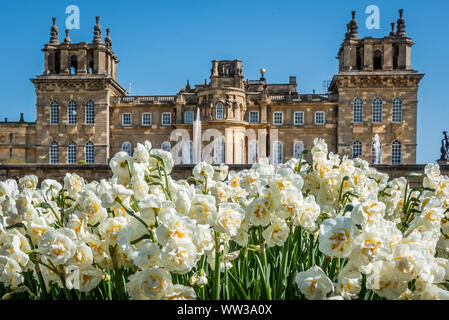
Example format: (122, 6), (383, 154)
(0, 10), (423, 165)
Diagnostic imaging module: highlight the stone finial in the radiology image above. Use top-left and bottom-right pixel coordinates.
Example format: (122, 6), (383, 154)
(348, 11), (359, 39)
(260, 68), (266, 81)
(105, 28), (112, 47)
(185, 79), (191, 91)
(396, 9), (407, 38)
(93, 16), (103, 44)
(64, 29), (71, 43)
(49, 17), (60, 44)
(389, 22), (396, 37)
(344, 23), (350, 40)
(20, 113), (24, 122)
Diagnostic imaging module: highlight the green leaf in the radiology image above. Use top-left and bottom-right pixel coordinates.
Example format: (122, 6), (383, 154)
(228, 272), (249, 300)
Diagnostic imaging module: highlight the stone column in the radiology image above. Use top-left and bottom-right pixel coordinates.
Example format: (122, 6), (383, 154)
(383, 43), (393, 70)
(225, 128), (234, 164)
(363, 44), (373, 71)
(258, 128), (267, 159)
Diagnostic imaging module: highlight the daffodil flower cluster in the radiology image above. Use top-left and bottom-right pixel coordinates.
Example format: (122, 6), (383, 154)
(1, 138), (449, 300)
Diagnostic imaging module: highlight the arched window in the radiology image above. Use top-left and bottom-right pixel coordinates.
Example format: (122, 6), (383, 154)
(392, 98), (403, 123)
(213, 137), (224, 164)
(216, 103), (224, 120)
(68, 100), (77, 124)
(353, 98), (363, 123)
(353, 141), (362, 159)
(50, 101), (59, 125)
(372, 98), (383, 123)
(183, 141), (193, 164)
(70, 55), (78, 74)
(122, 141), (132, 155)
(373, 50), (382, 70)
(85, 100), (95, 124)
(372, 141), (382, 164)
(248, 140), (258, 164)
(393, 46), (399, 70)
(161, 141), (171, 152)
(49, 142), (59, 164)
(273, 141), (283, 164)
(294, 141), (304, 159)
(67, 141), (76, 163)
(356, 46), (362, 70)
(392, 141), (402, 164)
(85, 141), (94, 164)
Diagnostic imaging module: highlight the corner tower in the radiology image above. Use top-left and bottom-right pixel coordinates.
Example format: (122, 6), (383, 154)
(31, 17), (126, 164)
(329, 10), (424, 164)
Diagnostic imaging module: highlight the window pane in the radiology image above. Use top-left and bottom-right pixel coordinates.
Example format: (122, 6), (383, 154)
(214, 138), (224, 164)
(273, 142), (283, 164)
(315, 112), (325, 125)
(162, 142), (171, 152)
(142, 113), (151, 126)
(274, 112), (283, 125)
(122, 113), (131, 126)
(50, 142), (59, 163)
(373, 98), (383, 123)
(392, 98), (402, 122)
(162, 113), (171, 126)
(294, 112), (304, 125)
(85, 142), (94, 164)
(184, 111), (194, 124)
(122, 141), (132, 155)
(392, 141), (401, 164)
(249, 111), (259, 123)
(85, 101), (95, 124)
(353, 98), (363, 123)
(248, 141), (258, 164)
(50, 101), (59, 125)
(67, 142), (76, 163)
(68, 101), (77, 124)
(216, 103), (223, 120)
(294, 142), (303, 158)
(353, 141), (362, 159)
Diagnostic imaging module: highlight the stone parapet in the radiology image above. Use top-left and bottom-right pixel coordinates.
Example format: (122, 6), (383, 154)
(0, 163), (447, 186)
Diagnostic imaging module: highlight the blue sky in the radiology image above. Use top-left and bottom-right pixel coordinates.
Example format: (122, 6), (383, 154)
(0, 0), (447, 164)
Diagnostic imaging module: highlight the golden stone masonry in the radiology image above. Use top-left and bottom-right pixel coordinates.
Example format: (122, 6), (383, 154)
(0, 10), (423, 168)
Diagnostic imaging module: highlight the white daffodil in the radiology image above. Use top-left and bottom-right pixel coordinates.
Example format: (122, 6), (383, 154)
(156, 212), (196, 246)
(0, 255), (24, 288)
(161, 238), (198, 274)
(126, 268), (172, 300)
(294, 195), (320, 231)
(351, 197), (386, 228)
(65, 265), (103, 292)
(110, 152), (134, 183)
(215, 203), (245, 237)
(132, 240), (162, 269)
(318, 216), (356, 258)
(193, 162), (214, 182)
(189, 194), (217, 225)
(295, 266), (334, 300)
(336, 263), (362, 300)
(133, 142), (150, 164)
(38, 228), (76, 265)
(164, 284), (197, 300)
(262, 217), (289, 247)
(98, 217), (128, 246)
(149, 149), (174, 174)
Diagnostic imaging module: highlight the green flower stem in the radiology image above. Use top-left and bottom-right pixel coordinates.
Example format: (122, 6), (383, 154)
(212, 232), (221, 300)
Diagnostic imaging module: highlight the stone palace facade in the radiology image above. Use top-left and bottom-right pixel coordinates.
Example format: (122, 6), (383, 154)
(0, 10), (424, 166)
